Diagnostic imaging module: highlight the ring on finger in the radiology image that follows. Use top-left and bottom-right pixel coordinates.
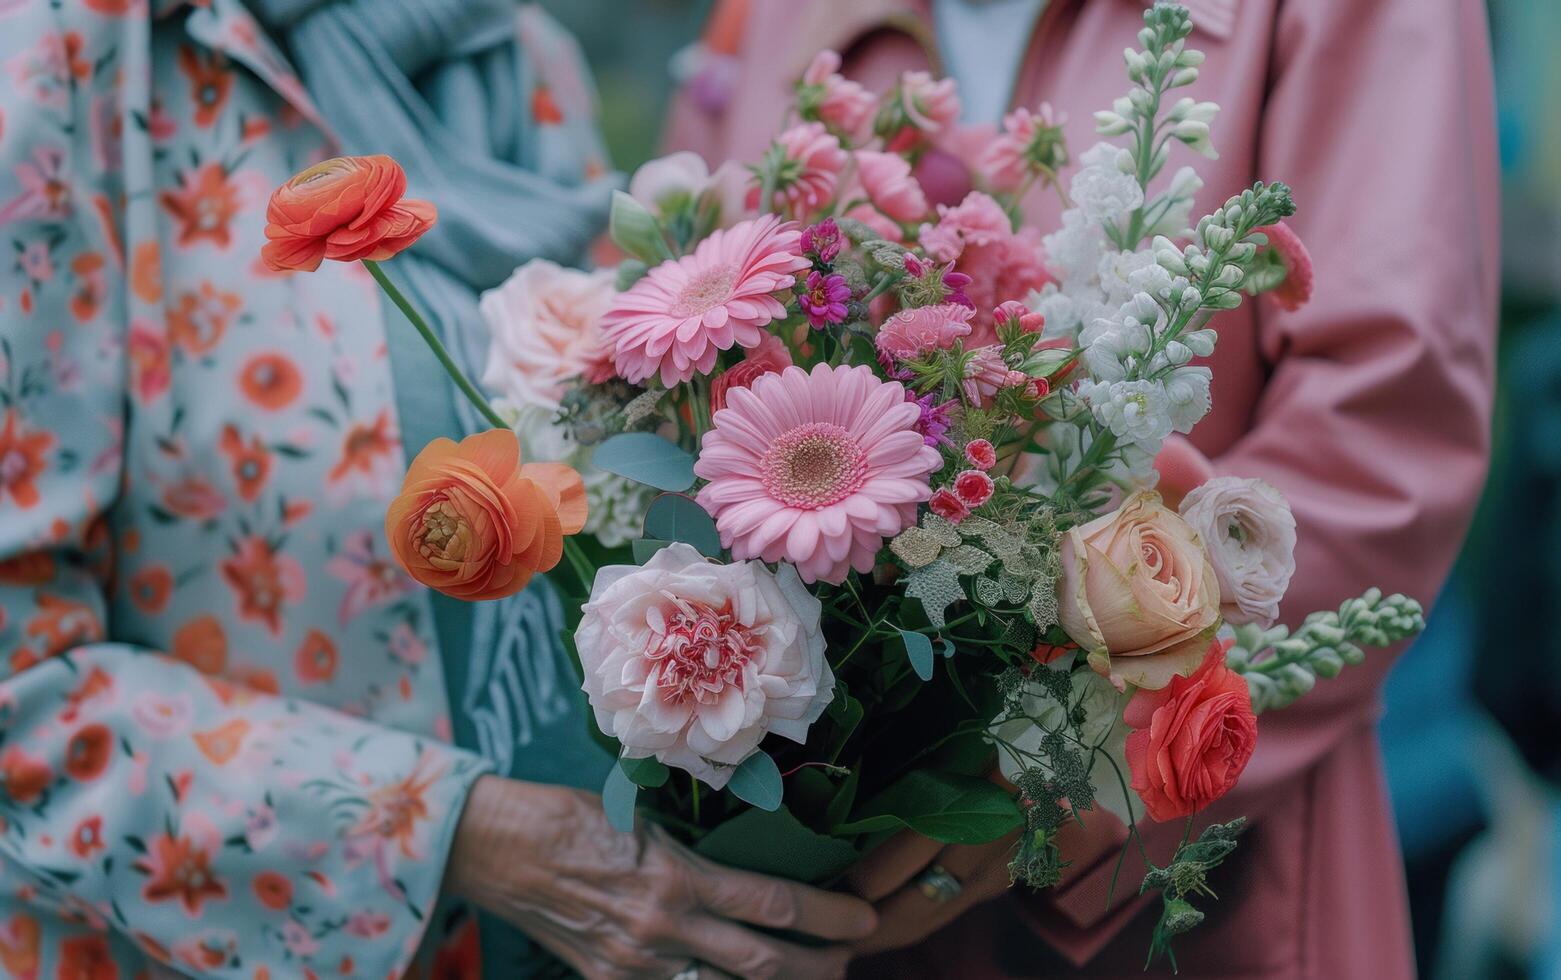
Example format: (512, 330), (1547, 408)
(915, 863), (963, 904)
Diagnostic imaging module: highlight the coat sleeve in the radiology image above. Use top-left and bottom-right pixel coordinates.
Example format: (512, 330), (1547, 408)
(1025, 0), (1499, 957)
(0, 7), (487, 977)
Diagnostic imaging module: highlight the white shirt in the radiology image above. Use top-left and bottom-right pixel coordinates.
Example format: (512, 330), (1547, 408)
(931, 0), (1050, 124)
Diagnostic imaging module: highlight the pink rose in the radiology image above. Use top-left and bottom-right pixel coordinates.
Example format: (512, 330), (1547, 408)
(800, 50), (878, 144)
(1125, 639), (1257, 822)
(577, 543), (834, 788)
(480, 259), (618, 410)
(1058, 492), (1222, 691)
(1178, 476), (1297, 628)
(855, 151), (929, 224)
(709, 332), (793, 412)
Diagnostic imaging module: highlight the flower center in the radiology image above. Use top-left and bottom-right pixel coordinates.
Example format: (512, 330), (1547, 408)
(670, 266), (736, 318)
(760, 422), (867, 509)
(646, 598), (759, 706)
(419, 500), (472, 562)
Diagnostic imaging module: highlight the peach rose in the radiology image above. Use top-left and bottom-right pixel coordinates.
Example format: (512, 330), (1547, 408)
(1058, 491), (1222, 691)
(261, 155), (436, 273)
(385, 429), (586, 601)
(1124, 639), (1257, 822)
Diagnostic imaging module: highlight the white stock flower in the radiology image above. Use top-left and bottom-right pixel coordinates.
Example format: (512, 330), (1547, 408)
(1165, 365), (1212, 433)
(577, 544), (834, 789)
(1179, 477), (1297, 627)
(1042, 208), (1109, 287)
(1079, 378), (1173, 450)
(1070, 142), (1144, 225)
(1145, 166), (1204, 239)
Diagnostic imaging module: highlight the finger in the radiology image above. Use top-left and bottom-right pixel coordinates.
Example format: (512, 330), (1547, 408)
(691, 861), (877, 941)
(679, 915), (852, 980)
(843, 829), (944, 901)
(853, 841), (1016, 956)
(694, 967), (739, 980)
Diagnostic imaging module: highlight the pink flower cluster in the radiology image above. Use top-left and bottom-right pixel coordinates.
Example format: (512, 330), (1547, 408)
(919, 193), (1052, 343)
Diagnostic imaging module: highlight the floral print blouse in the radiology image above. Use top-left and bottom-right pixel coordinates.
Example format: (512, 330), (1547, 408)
(0, 1), (608, 976)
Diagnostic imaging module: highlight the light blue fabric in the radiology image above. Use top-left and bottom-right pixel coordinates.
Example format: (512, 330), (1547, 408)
(932, 0), (1049, 124)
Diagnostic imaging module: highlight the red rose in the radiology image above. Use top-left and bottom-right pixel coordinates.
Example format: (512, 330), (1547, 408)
(710, 335), (792, 413)
(928, 488), (969, 524)
(1123, 639), (1257, 822)
(953, 469), (994, 507)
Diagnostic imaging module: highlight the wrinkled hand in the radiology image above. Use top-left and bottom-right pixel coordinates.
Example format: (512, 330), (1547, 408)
(844, 830), (1019, 956)
(445, 775), (877, 980)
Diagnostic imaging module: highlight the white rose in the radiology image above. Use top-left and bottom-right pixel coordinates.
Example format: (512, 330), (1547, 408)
(1179, 476), (1297, 627)
(479, 259), (616, 412)
(577, 544), (834, 788)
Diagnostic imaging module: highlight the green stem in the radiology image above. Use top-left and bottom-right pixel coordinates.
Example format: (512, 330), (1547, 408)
(562, 537), (595, 594)
(363, 259), (508, 430)
(690, 776), (702, 824)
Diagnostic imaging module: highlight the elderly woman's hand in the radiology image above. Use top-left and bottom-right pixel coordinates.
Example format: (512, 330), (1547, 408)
(445, 775), (878, 980)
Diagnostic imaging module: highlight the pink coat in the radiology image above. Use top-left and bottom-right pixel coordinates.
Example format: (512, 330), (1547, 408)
(666, 0), (1499, 976)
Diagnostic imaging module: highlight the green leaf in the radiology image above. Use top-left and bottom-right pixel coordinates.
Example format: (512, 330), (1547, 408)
(631, 538), (674, 563)
(727, 751), (783, 812)
(643, 493), (721, 557)
(592, 433), (696, 492)
(834, 771), (1021, 844)
(621, 756), (669, 789)
(695, 806), (860, 884)
(602, 760), (638, 833)
(898, 629), (935, 681)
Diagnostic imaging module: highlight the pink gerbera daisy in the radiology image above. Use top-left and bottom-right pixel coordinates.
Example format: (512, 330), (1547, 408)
(695, 363), (942, 585)
(602, 215), (809, 386)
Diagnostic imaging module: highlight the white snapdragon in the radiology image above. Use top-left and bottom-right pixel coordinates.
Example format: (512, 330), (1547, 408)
(1042, 209), (1109, 288)
(1070, 142), (1144, 225)
(1144, 166), (1204, 239)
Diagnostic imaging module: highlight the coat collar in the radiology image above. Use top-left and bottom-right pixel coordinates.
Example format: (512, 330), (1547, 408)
(783, 0), (1237, 86)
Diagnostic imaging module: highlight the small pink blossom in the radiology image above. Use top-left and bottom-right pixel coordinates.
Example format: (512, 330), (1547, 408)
(978, 104), (1067, 192)
(964, 439), (996, 470)
(953, 469), (995, 508)
(799, 270), (850, 328)
(710, 332), (793, 413)
(929, 488), (969, 524)
(855, 151), (928, 225)
(961, 345), (1013, 405)
(898, 71), (961, 134)
(800, 50), (879, 144)
(920, 192), (1052, 343)
(801, 218), (843, 264)
(747, 123), (847, 220)
(993, 300), (1045, 335)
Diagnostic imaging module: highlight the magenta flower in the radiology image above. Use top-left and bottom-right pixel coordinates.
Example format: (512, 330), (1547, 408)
(801, 217), (844, 264)
(695, 363), (941, 584)
(909, 391), (955, 448)
(799, 270), (850, 328)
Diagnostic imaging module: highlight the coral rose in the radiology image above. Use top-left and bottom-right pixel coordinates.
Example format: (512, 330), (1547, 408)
(1124, 640), (1257, 822)
(577, 543), (834, 789)
(261, 155), (436, 272)
(480, 259), (617, 411)
(385, 429), (586, 601)
(1058, 492), (1222, 691)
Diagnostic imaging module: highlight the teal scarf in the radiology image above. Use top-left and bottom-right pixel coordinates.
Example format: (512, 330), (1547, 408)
(254, 0), (617, 431)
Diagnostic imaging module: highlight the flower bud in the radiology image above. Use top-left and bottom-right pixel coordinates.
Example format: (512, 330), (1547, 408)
(1165, 340), (1193, 365)
(1183, 329), (1217, 357)
(609, 190), (671, 265)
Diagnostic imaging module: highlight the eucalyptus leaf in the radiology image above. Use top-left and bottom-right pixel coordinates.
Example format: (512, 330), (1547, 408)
(833, 771), (1020, 844)
(643, 493), (721, 557)
(898, 629), (935, 681)
(602, 761), (638, 833)
(631, 538), (673, 563)
(727, 751), (783, 812)
(621, 756), (669, 789)
(592, 432), (696, 492)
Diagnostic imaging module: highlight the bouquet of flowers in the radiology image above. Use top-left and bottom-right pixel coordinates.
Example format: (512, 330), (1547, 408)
(264, 2), (1425, 966)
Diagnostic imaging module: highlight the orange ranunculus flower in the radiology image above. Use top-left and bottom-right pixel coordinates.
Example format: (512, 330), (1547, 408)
(261, 155), (436, 272)
(385, 429), (587, 601)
